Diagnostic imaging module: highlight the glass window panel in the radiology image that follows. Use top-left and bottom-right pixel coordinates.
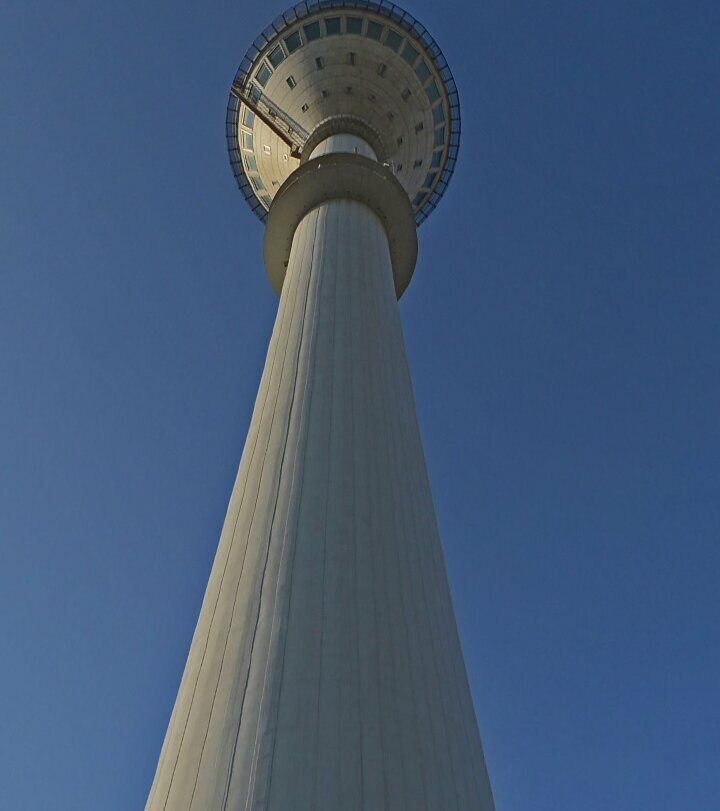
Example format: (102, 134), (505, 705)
(346, 16), (363, 34)
(303, 21), (321, 41)
(268, 45), (285, 68)
(245, 154), (258, 171)
(401, 43), (419, 65)
(256, 63), (272, 87)
(413, 192), (426, 207)
(433, 103), (445, 125)
(366, 20), (383, 40)
(424, 172), (437, 188)
(431, 150), (443, 168)
(415, 61), (431, 82)
(426, 80), (440, 103)
(261, 194), (273, 207)
(434, 126), (446, 147)
(249, 84), (262, 102)
(251, 175), (266, 191)
(325, 16), (341, 35)
(242, 132), (254, 150)
(385, 29), (402, 51)
(242, 108), (255, 128)
(284, 30), (302, 52)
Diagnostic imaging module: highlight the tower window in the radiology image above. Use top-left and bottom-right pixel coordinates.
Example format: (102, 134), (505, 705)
(415, 61), (431, 83)
(346, 16), (363, 35)
(401, 43), (419, 65)
(301, 103), (309, 112)
(377, 63), (387, 78)
(431, 150), (443, 168)
(366, 21), (384, 41)
(413, 158), (423, 168)
(325, 17), (341, 36)
(347, 52), (356, 66)
(433, 104), (445, 125)
(255, 63), (272, 87)
(244, 154), (258, 172)
(424, 172), (437, 189)
(303, 21), (321, 41)
(284, 31), (302, 53)
(250, 175), (265, 191)
(434, 126), (446, 147)
(397, 136), (404, 146)
(315, 56), (324, 70)
(426, 80), (440, 103)
(287, 75), (297, 89)
(413, 191), (427, 207)
(242, 132), (254, 150)
(268, 45), (286, 68)
(385, 29), (402, 52)
(242, 108), (255, 128)
(415, 122), (424, 133)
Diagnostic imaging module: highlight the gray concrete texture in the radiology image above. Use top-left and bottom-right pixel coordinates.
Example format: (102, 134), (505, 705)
(146, 134), (494, 810)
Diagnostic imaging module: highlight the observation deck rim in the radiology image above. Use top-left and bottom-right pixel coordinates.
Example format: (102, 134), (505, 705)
(226, 0), (461, 227)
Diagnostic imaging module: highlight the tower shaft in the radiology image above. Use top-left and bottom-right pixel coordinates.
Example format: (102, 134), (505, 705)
(147, 136), (494, 810)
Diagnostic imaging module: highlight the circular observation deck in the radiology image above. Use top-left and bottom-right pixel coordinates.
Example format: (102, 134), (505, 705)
(226, 1), (460, 227)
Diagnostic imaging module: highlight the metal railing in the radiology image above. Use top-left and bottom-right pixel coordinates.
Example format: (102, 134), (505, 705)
(230, 82), (309, 158)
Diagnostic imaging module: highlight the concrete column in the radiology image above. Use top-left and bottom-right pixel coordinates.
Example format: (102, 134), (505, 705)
(146, 136), (495, 811)
(309, 133), (378, 160)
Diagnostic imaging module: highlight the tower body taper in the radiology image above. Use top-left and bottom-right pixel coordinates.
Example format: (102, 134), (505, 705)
(147, 4), (494, 809)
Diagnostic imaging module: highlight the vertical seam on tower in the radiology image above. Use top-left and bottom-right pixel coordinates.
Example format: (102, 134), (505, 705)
(261, 204), (326, 808)
(156, 224), (302, 811)
(348, 200), (365, 811)
(356, 205), (388, 810)
(183, 216), (311, 810)
(389, 303), (444, 807)
(239, 207), (320, 808)
(366, 210), (407, 808)
(220, 208), (321, 810)
(310, 199), (339, 810)
(373, 212), (430, 811)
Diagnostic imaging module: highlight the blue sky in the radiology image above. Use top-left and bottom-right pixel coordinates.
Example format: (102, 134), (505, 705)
(1, 1), (718, 808)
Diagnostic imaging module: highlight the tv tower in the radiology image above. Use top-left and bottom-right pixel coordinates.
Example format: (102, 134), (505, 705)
(147, 3), (494, 809)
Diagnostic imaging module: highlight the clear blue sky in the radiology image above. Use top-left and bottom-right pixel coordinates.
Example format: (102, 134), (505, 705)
(1, 1), (718, 808)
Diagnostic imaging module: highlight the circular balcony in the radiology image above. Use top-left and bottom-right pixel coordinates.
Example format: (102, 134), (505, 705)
(226, 1), (461, 226)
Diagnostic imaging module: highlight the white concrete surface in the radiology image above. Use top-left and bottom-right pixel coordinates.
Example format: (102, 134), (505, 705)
(232, 9), (454, 218)
(147, 138), (494, 811)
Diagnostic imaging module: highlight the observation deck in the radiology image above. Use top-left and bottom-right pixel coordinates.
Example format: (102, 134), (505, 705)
(226, 1), (461, 227)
